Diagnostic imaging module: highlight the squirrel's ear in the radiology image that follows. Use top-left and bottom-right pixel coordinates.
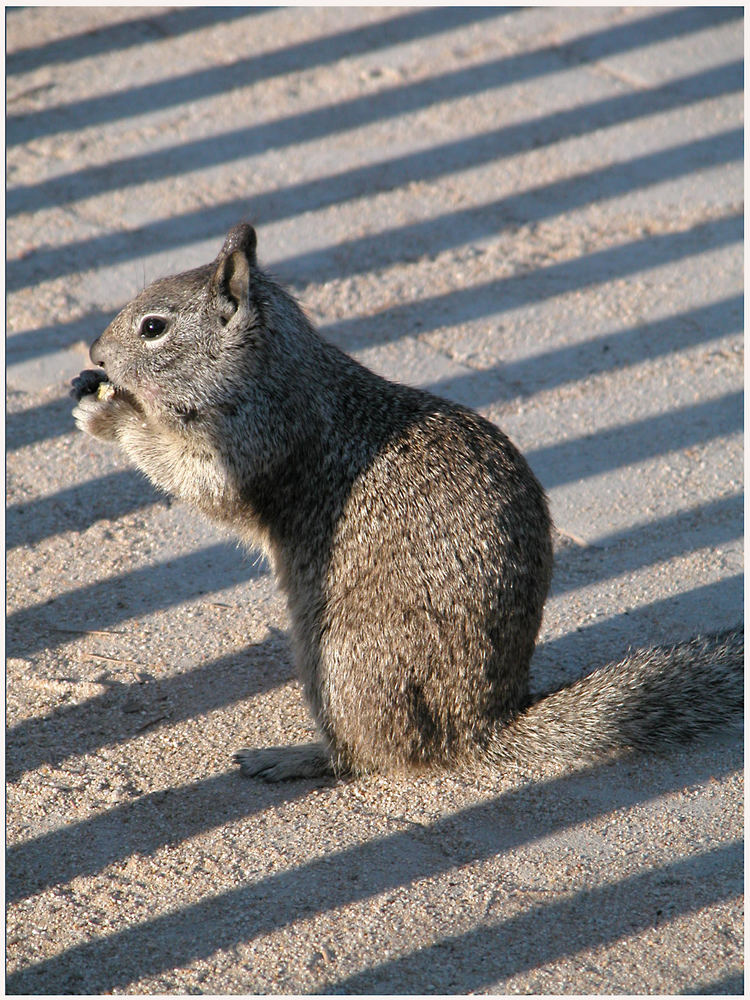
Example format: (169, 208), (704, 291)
(211, 250), (253, 325)
(211, 224), (258, 325)
(218, 223), (257, 266)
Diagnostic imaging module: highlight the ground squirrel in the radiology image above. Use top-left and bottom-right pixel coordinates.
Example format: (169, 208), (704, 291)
(72, 223), (743, 780)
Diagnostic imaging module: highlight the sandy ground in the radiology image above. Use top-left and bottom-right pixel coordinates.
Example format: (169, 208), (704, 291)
(6, 6), (743, 995)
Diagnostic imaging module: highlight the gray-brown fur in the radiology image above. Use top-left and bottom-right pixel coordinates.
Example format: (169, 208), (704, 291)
(71, 223), (743, 780)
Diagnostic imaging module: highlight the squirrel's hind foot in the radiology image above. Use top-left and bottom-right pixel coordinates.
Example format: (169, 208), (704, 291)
(234, 742), (337, 781)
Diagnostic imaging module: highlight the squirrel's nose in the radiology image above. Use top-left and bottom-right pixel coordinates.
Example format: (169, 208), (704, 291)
(90, 336), (106, 369)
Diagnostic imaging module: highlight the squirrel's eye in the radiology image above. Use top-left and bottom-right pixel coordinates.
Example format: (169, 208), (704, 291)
(139, 316), (168, 340)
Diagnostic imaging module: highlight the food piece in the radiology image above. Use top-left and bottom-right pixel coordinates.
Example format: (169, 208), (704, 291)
(96, 381), (116, 402)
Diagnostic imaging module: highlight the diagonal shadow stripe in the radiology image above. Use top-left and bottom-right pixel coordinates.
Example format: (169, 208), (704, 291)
(6, 759), (741, 994)
(7, 541), (268, 660)
(526, 390), (742, 490)
(7, 7), (267, 75)
(6, 60), (742, 291)
(6, 469), (160, 550)
(6, 635), (294, 783)
(551, 494), (743, 597)
(6, 396), (84, 451)
(7, 767), (311, 906)
(691, 972), (745, 996)
(321, 213), (742, 350)
(277, 128), (743, 287)
(425, 296), (743, 409)
(7, 7), (741, 207)
(323, 841), (743, 994)
(6, 309), (112, 366)
(530, 577), (743, 690)
(6, 7), (506, 145)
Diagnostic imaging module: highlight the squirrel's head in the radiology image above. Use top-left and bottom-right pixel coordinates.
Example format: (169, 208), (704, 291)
(88, 223), (266, 419)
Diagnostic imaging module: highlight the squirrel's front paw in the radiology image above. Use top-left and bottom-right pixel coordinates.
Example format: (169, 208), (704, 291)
(73, 384), (140, 444)
(72, 393), (119, 441)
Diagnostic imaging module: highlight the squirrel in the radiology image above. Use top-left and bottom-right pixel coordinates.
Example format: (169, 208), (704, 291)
(71, 223), (743, 781)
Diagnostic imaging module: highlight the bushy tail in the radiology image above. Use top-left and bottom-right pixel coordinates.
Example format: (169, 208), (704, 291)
(485, 626), (744, 768)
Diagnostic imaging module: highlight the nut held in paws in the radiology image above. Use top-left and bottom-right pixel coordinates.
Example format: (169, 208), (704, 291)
(96, 382), (116, 402)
